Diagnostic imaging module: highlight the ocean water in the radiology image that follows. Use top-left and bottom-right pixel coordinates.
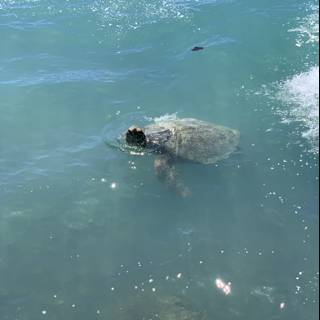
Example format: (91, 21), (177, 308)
(0, 0), (319, 319)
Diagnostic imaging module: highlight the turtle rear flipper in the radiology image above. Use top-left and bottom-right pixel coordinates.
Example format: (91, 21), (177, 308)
(154, 155), (191, 197)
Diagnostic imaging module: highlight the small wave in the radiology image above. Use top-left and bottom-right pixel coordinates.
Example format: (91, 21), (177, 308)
(0, 69), (128, 86)
(59, 135), (102, 155)
(0, 132), (103, 188)
(0, 18), (53, 30)
(176, 0), (235, 9)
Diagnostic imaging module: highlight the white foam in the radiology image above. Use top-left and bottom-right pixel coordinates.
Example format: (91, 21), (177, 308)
(275, 4), (319, 153)
(278, 66), (319, 111)
(143, 112), (178, 123)
(153, 113), (178, 123)
(277, 66), (319, 153)
(289, 4), (319, 47)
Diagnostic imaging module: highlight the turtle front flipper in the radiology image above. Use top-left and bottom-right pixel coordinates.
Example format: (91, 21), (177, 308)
(154, 154), (191, 197)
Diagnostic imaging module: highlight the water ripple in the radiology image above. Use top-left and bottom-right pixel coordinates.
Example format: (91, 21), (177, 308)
(0, 69), (129, 86)
(0, 133), (106, 188)
(173, 35), (236, 61)
(0, 18), (53, 30)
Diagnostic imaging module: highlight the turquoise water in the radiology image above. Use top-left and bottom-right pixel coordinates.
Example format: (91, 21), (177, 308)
(0, 0), (319, 319)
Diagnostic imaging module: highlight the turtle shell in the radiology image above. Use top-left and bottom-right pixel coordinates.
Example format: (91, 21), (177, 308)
(145, 118), (240, 164)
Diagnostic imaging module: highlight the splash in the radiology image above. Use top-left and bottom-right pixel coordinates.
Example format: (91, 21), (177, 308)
(152, 113), (178, 123)
(277, 67), (319, 131)
(275, 4), (319, 153)
(288, 4), (319, 48)
(279, 3), (319, 153)
(252, 4), (319, 153)
(275, 68), (319, 154)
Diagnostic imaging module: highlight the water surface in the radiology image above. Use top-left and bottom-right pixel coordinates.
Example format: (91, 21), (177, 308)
(0, 0), (319, 319)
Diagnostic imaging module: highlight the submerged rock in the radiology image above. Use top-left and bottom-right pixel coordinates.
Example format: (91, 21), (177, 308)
(117, 294), (207, 320)
(157, 295), (207, 320)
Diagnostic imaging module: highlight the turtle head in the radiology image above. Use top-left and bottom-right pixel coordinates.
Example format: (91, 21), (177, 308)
(125, 126), (147, 148)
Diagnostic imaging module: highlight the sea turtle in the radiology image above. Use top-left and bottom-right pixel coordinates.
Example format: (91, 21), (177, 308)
(125, 118), (240, 196)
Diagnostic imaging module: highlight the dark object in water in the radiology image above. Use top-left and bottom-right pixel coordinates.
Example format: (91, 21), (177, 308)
(192, 46), (204, 51)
